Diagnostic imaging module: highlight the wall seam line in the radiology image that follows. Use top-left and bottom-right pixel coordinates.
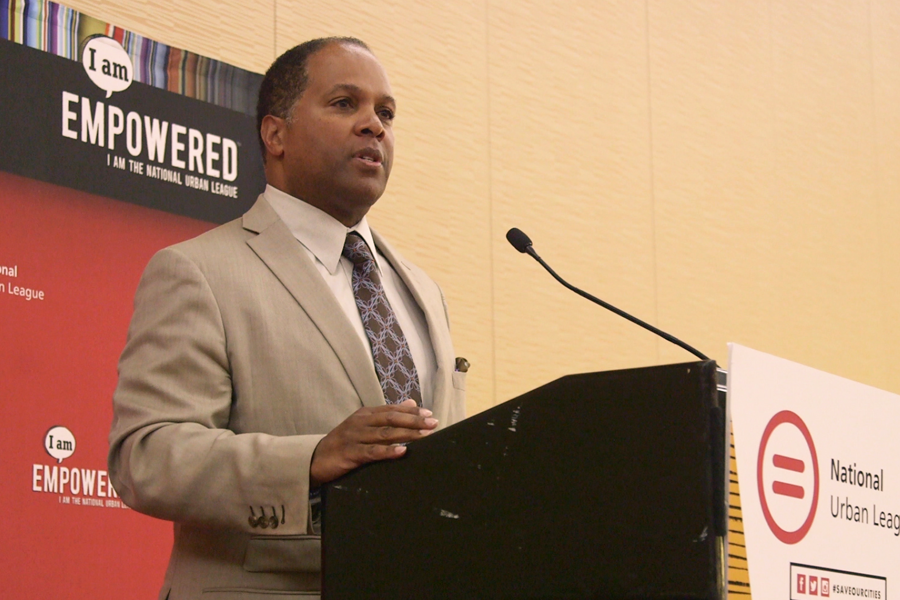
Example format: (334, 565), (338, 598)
(867, 0), (887, 385)
(485, 0), (497, 406)
(644, 0), (660, 364)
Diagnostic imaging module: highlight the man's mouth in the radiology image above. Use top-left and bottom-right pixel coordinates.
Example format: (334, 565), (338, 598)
(354, 148), (383, 165)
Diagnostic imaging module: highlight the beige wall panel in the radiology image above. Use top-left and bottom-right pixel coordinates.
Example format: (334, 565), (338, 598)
(61, 0), (275, 72)
(646, 0), (773, 368)
(649, 0), (888, 390)
(756, 0), (882, 386)
(276, 0), (495, 413)
(872, 0), (900, 394)
(488, 1), (658, 402)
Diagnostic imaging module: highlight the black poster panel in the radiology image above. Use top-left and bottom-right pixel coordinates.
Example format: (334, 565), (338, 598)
(0, 37), (265, 224)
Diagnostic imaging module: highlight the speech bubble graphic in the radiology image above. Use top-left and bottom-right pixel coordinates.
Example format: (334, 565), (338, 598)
(82, 35), (133, 98)
(44, 426), (76, 463)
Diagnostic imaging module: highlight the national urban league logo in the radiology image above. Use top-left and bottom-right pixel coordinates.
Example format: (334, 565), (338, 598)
(757, 410), (820, 544)
(81, 35), (133, 98)
(44, 425), (76, 462)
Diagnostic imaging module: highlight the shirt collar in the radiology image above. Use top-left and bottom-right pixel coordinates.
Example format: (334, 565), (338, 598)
(263, 184), (380, 275)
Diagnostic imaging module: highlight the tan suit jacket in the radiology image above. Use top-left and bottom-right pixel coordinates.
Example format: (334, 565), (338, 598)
(108, 195), (466, 599)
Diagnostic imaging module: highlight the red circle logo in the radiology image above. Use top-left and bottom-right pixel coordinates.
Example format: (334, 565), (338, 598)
(757, 410), (819, 544)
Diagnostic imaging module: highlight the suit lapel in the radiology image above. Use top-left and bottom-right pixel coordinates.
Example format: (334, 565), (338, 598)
(373, 231), (453, 415)
(243, 196), (385, 408)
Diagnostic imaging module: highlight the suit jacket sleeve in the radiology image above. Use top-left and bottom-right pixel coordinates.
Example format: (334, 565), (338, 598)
(108, 245), (322, 535)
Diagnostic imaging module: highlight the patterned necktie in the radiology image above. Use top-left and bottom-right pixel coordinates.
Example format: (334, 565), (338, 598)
(342, 232), (422, 406)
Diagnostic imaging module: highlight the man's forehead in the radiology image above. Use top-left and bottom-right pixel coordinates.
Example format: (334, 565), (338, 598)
(306, 43), (391, 90)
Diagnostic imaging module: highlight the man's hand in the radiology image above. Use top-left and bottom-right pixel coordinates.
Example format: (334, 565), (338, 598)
(309, 399), (437, 485)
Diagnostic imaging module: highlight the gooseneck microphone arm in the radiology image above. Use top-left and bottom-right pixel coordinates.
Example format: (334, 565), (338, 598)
(506, 227), (710, 361)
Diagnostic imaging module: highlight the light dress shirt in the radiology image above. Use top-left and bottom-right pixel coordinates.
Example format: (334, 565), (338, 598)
(264, 185), (436, 409)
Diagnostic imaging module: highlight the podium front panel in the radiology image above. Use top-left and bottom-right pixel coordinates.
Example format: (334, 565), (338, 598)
(323, 360), (725, 600)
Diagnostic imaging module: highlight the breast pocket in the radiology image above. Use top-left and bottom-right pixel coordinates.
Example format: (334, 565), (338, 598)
(451, 370), (466, 391)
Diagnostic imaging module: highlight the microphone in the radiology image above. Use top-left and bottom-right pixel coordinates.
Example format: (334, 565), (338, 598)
(505, 227), (709, 361)
(506, 227), (533, 254)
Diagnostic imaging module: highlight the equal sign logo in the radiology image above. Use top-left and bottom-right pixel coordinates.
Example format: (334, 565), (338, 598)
(757, 411), (820, 544)
(772, 454), (806, 498)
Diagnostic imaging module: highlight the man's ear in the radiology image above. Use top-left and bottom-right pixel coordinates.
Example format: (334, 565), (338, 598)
(260, 115), (286, 159)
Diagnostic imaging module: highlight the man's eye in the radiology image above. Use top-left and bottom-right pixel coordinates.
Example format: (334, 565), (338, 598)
(379, 109), (395, 121)
(333, 99), (352, 108)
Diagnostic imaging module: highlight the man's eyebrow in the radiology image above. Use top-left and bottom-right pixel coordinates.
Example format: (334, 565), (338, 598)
(326, 83), (396, 107)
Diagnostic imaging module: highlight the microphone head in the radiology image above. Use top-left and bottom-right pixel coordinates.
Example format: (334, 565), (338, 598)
(506, 228), (533, 253)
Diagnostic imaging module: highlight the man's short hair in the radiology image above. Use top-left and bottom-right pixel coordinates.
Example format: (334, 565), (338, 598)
(256, 37), (371, 158)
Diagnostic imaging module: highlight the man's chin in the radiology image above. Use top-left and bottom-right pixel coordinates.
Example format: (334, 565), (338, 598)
(326, 187), (383, 225)
(346, 181), (388, 208)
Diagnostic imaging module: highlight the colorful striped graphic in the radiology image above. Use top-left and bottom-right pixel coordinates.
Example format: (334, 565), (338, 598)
(1, 0), (260, 114)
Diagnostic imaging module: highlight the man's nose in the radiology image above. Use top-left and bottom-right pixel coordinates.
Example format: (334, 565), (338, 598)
(356, 107), (385, 139)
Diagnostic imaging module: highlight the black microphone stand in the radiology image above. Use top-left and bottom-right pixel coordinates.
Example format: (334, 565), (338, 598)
(507, 228), (710, 361)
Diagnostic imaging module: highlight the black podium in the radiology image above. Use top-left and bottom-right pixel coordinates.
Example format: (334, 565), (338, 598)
(322, 361), (728, 599)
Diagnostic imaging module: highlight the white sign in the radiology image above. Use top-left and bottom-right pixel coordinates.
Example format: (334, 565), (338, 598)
(81, 35), (133, 98)
(44, 425), (76, 463)
(729, 344), (898, 599)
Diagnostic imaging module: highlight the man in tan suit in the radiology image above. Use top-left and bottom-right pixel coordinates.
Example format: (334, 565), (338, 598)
(109, 37), (466, 599)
